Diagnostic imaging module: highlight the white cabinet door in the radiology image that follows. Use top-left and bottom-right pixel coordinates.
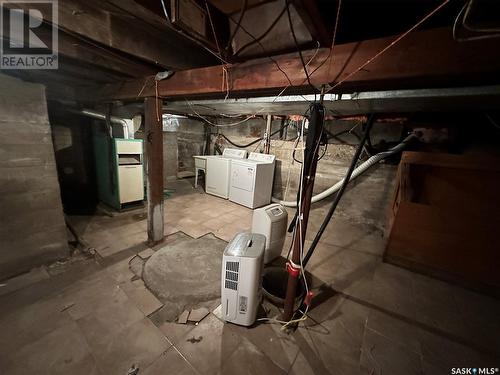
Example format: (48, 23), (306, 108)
(118, 165), (144, 203)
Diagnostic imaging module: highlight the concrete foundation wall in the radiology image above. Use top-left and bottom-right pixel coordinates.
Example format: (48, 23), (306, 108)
(50, 110), (98, 213)
(0, 74), (69, 279)
(168, 117), (401, 231)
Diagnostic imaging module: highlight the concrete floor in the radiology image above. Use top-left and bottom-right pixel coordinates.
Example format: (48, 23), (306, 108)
(1, 179), (499, 375)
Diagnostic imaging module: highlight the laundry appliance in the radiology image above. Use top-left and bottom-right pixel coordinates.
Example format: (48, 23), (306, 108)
(229, 152), (276, 208)
(204, 148), (247, 199)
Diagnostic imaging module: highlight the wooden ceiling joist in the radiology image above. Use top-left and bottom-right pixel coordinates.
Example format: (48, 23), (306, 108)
(90, 28), (500, 102)
(2, 0), (216, 70)
(293, 0), (331, 47)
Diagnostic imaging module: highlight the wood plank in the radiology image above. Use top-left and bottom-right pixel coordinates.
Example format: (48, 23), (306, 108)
(2, 0), (215, 69)
(294, 0), (331, 47)
(401, 151), (500, 172)
(57, 39), (156, 78)
(16, 26), (157, 78)
(90, 27), (500, 100)
(386, 201), (499, 289)
(144, 97), (165, 244)
(385, 152), (500, 293)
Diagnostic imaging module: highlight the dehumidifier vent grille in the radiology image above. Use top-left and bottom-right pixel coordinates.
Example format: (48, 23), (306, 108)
(226, 271), (238, 281)
(225, 261), (240, 291)
(225, 280), (238, 290)
(226, 261), (239, 272)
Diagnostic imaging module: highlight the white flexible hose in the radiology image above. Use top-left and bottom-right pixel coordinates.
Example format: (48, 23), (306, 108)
(272, 133), (416, 207)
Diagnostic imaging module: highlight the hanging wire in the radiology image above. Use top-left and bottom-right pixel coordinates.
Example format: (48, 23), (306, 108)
(233, 2), (289, 57)
(303, 0), (343, 82)
(324, 0), (451, 94)
(285, 0), (316, 94)
(453, 0), (500, 41)
(226, 0), (248, 53)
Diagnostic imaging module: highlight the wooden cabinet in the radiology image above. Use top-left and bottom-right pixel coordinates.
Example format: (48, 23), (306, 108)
(385, 151), (500, 294)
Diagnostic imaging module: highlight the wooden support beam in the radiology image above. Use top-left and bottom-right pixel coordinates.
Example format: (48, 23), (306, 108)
(91, 27), (500, 101)
(21, 26), (158, 78)
(144, 97), (164, 245)
(2, 0), (215, 69)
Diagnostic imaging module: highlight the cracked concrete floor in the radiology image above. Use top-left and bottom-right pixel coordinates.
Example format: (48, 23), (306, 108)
(1, 178), (499, 375)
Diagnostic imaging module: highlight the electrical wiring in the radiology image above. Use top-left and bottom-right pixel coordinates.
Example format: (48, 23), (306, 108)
(305, 41), (321, 68)
(205, 0), (223, 57)
(283, 135), (301, 202)
(485, 113), (500, 130)
(317, 142), (327, 161)
(324, 0), (451, 94)
(226, 13), (312, 105)
(233, 2), (289, 57)
(156, 0), (230, 65)
(257, 120), (310, 330)
(252, 138), (264, 153)
(219, 134), (263, 148)
(302, 114), (376, 267)
(204, 0), (235, 101)
(217, 121), (290, 148)
(462, 0), (500, 33)
(288, 117), (310, 329)
(303, 0), (343, 83)
(285, 0), (316, 94)
(453, 0), (500, 41)
(184, 80), (297, 126)
(226, 0), (248, 53)
(185, 100), (257, 127)
(159, 0), (170, 22)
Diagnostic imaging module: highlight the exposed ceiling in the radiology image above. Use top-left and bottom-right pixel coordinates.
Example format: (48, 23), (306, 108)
(2, 0), (499, 102)
(161, 85), (500, 116)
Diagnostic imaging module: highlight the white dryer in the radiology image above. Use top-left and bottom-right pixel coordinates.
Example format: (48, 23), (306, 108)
(205, 148), (247, 199)
(229, 152), (276, 208)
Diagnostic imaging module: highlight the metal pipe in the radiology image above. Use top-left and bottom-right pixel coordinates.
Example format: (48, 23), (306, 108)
(264, 114), (272, 154)
(302, 115), (375, 268)
(282, 103), (325, 322)
(70, 108), (130, 139)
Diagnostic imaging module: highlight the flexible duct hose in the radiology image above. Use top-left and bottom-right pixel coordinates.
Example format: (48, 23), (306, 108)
(272, 133), (416, 207)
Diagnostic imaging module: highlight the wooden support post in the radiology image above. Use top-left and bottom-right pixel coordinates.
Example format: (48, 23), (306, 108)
(144, 97), (164, 245)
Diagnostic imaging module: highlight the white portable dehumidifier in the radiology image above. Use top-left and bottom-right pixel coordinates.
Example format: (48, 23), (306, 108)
(251, 203), (288, 264)
(221, 233), (265, 326)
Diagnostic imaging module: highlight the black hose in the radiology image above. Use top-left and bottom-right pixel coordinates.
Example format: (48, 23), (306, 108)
(285, 0), (316, 93)
(218, 122), (289, 148)
(226, 0), (248, 53)
(302, 114), (376, 267)
(233, 3), (288, 57)
(219, 133), (263, 148)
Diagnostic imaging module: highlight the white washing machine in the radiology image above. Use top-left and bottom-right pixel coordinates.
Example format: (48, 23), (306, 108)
(229, 152), (276, 208)
(205, 148), (247, 199)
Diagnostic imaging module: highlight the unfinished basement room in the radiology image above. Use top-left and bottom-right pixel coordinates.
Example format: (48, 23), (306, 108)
(1, 0), (500, 374)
